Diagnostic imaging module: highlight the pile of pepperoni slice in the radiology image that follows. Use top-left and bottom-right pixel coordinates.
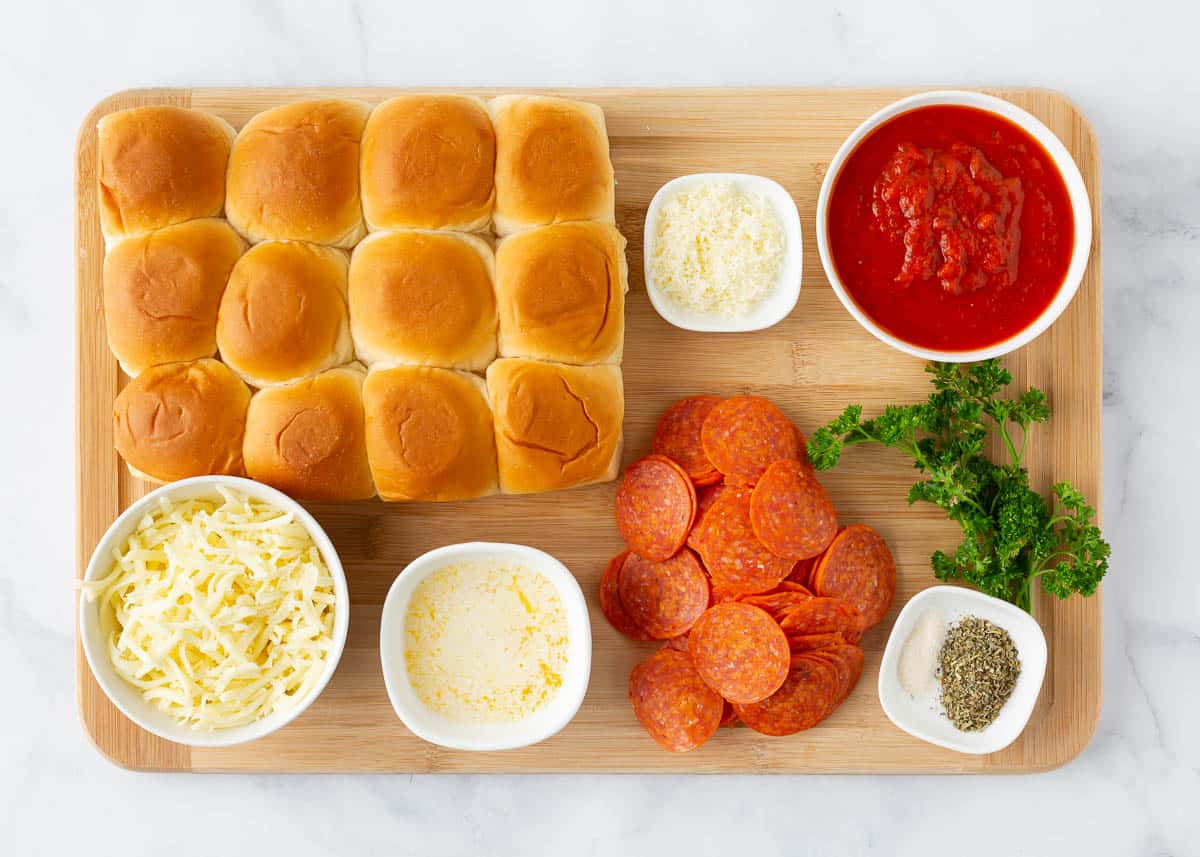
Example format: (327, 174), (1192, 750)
(604, 395), (897, 753)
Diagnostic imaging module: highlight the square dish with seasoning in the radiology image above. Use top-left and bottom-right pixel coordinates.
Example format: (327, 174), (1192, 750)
(877, 585), (1048, 755)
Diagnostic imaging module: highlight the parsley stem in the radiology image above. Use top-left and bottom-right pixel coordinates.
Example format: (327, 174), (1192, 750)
(1031, 550), (1081, 575)
(998, 420), (1020, 467)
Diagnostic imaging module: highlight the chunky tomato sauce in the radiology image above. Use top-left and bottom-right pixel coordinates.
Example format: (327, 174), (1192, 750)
(827, 105), (1074, 351)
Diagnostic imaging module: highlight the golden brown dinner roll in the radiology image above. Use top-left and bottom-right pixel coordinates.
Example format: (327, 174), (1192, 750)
(243, 364), (375, 501)
(489, 95), (615, 236)
(362, 365), (498, 502)
(349, 230), (497, 370)
(495, 222), (627, 365)
(103, 219), (247, 376)
(216, 240), (353, 388)
(113, 358), (251, 483)
(360, 95), (495, 231)
(486, 358), (623, 494)
(225, 99), (371, 247)
(97, 106), (234, 240)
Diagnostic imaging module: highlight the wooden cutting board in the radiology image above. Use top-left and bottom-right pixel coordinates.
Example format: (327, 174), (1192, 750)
(75, 87), (1102, 773)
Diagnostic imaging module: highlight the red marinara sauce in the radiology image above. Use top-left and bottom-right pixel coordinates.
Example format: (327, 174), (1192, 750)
(827, 105), (1074, 352)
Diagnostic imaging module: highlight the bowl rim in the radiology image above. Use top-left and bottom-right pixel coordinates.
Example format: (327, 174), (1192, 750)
(378, 541), (592, 751)
(78, 475), (350, 748)
(814, 89), (1093, 362)
(876, 585), (1049, 755)
(643, 171), (804, 333)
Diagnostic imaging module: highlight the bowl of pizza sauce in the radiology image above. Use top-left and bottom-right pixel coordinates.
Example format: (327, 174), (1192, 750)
(816, 90), (1092, 361)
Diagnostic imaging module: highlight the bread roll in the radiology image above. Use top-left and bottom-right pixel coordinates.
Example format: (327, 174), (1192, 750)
(216, 240), (353, 388)
(363, 365), (498, 502)
(361, 95), (495, 231)
(243, 365), (375, 500)
(97, 106), (234, 241)
(103, 219), (247, 376)
(486, 358), (622, 494)
(349, 230), (497, 370)
(225, 99), (370, 247)
(113, 358), (250, 483)
(495, 222), (627, 365)
(489, 95), (615, 236)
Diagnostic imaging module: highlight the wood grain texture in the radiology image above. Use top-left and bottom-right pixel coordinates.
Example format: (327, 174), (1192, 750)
(75, 87), (1102, 773)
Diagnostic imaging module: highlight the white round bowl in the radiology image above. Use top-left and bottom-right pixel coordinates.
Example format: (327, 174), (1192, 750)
(78, 475), (350, 748)
(878, 585), (1048, 755)
(815, 90), (1093, 362)
(643, 172), (803, 332)
(379, 542), (592, 751)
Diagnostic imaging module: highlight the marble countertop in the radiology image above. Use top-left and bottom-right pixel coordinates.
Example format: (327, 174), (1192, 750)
(3, 1), (1197, 854)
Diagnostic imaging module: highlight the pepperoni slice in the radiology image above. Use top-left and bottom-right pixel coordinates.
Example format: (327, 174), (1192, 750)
(787, 632), (847, 653)
(686, 482), (729, 551)
(652, 396), (723, 485)
(598, 551), (652, 641)
(615, 455), (697, 562)
(737, 590), (813, 623)
(629, 648), (724, 752)
(775, 579), (813, 596)
(709, 584), (742, 605)
(734, 656), (839, 736)
(700, 396), (800, 486)
(694, 482), (728, 524)
(689, 602), (790, 704)
(778, 596), (862, 642)
(822, 643), (865, 704)
(794, 424), (810, 463)
(804, 645), (864, 706)
(788, 556), (817, 588)
(811, 525), (896, 631)
(661, 634), (689, 653)
(618, 549), (709, 639)
(720, 700), (739, 728)
(691, 487), (793, 595)
(750, 460), (839, 560)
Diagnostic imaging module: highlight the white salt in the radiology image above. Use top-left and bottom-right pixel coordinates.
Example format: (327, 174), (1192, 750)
(898, 609), (947, 698)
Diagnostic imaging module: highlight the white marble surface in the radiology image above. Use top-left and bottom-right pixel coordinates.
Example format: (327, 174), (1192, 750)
(2, 0), (1197, 854)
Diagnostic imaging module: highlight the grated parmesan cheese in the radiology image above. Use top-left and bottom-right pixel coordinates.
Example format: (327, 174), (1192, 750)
(650, 180), (786, 317)
(81, 487), (336, 730)
(403, 560), (569, 723)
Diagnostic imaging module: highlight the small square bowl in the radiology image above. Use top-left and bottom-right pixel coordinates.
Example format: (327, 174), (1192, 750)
(379, 542), (592, 751)
(878, 585), (1048, 755)
(643, 172), (803, 332)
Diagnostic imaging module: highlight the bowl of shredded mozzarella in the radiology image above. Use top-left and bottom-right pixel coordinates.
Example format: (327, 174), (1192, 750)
(79, 476), (348, 747)
(644, 173), (802, 332)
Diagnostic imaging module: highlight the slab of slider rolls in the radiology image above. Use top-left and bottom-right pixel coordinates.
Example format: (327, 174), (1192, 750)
(96, 94), (625, 502)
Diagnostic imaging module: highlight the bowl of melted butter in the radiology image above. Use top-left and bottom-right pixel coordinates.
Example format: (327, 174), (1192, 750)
(379, 542), (592, 751)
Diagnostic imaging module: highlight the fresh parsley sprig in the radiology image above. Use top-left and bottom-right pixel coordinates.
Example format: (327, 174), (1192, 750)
(808, 360), (1109, 612)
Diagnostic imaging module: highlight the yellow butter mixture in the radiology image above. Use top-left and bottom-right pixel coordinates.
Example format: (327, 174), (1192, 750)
(404, 560), (569, 723)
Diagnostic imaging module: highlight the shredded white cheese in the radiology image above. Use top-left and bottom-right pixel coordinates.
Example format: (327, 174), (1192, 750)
(650, 180), (786, 317)
(404, 560), (568, 723)
(81, 487), (336, 730)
